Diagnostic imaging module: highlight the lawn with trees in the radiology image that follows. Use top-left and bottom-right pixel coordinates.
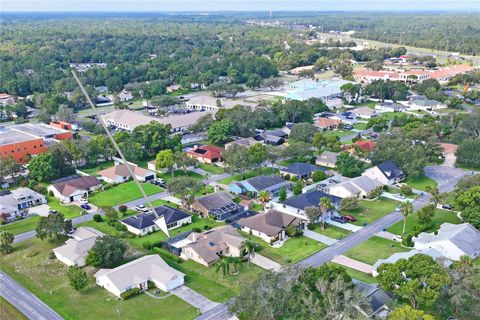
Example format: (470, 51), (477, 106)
(88, 181), (163, 207)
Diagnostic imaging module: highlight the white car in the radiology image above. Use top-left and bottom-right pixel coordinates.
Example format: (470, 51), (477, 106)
(79, 198), (89, 204)
(135, 204), (149, 212)
(392, 235), (403, 242)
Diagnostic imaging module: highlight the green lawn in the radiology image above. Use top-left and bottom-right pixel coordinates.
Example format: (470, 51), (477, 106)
(353, 123), (368, 130)
(323, 130), (356, 138)
(379, 112), (400, 121)
(310, 224), (350, 239)
(197, 163), (225, 175)
(79, 161), (114, 175)
(405, 175), (438, 191)
(218, 167), (278, 185)
(0, 296), (28, 320)
(156, 170), (204, 183)
(388, 209), (462, 235)
(0, 216), (40, 235)
(0, 239), (197, 320)
(339, 198), (399, 226)
(328, 263), (377, 284)
(89, 181), (163, 207)
(46, 195), (83, 219)
(344, 236), (410, 265)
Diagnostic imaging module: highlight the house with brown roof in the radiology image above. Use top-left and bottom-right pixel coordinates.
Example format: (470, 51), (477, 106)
(186, 145), (224, 164)
(97, 163), (156, 184)
(180, 225), (245, 266)
(238, 210), (305, 244)
(47, 175), (102, 203)
(315, 117), (341, 130)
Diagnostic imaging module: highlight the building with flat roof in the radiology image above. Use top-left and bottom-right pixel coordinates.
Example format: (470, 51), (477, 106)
(0, 123), (73, 163)
(286, 79), (354, 101)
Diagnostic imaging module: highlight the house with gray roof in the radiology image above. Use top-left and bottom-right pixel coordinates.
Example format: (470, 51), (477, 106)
(280, 162), (324, 180)
(192, 192), (245, 221)
(375, 101), (408, 112)
(316, 151), (339, 168)
(353, 280), (394, 319)
(47, 175), (102, 203)
(408, 98), (447, 111)
(238, 209), (305, 243)
(225, 137), (259, 149)
(53, 227), (105, 266)
(362, 160), (404, 186)
(414, 223), (480, 261)
(328, 176), (382, 199)
(229, 175), (292, 197)
(0, 188), (47, 221)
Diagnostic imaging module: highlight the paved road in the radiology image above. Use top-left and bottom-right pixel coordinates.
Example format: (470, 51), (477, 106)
(0, 271), (63, 320)
(340, 128), (372, 143)
(424, 165), (469, 193)
(297, 193), (431, 268)
(195, 303), (234, 320)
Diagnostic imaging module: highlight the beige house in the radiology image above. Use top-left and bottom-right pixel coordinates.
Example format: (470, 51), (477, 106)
(97, 163), (156, 184)
(180, 226), (245, 266)
(53, 227), (105, 266)
(95, 255), (184, 298)
(47, 176), (102, 203)
(316, 151), (339, 168)
(352, 107), (378, 119)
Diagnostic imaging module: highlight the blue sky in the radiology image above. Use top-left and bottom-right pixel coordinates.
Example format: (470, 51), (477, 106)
(1, 1), (479, 12)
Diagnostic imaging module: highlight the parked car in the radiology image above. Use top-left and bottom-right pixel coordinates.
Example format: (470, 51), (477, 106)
(79, 198), (89, 204)
(135, 204), (149, 212)
(393, 235), (403, 242)
(80, 204), (91, 210)
(331, 216), (347, 223)
(442, 204), (453, 210)
(343, 124), (353, 130)
(342, 215), (357, 222)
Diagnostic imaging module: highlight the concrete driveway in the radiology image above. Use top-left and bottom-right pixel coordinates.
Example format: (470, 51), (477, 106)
(303, 229), (338, 245)
(331, 255), (373, 274)
(28, 204), (51, 217)
(171, 285), (219, 313)
(424, 165), (469, 193)
(250, 253), (281, 271)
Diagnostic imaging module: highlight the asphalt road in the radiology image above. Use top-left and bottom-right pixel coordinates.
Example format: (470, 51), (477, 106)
(0, 271), (63, 320)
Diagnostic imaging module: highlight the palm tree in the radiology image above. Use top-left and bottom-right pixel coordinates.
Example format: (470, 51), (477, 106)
(228, 257), (243, 275)
(319, 197), (332, 229)
(426, 186), (441, 207)
(215, 256), (230, 279)
(243, 239), (256, 263)
(454, 255), (473, 275)
(258, 190), (270, 204)
(400, 202), (414, 234)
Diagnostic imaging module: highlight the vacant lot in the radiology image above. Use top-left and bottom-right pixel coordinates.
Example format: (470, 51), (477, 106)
(328, 263), (376, 284)
(340, 198), (398, 226)
(89, 181), (163, 207)
(0, 216), (40, 235)
(156, 170), (204, 183)
(344, 236), (410, 265)
(388, 209), (461, 235)
(0, 239), (197, 320)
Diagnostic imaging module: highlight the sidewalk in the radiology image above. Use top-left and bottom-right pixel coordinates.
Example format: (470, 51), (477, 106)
(331, 255), (373, 274)
(327, 219), (363, 232)
(302, 229), (337, 246)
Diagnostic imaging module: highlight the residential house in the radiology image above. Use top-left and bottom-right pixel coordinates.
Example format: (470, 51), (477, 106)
(225, 137), (259, 149)
(288, 65), (315, 75)
(95, 255), (184, 298)
(268, 189), (341, 221)
(97, 163), (156, 184)
(121, 206), (191, 236)
(361, 160), (405, 186)
(0, 188), (47, 221)
(238, 209), (305, 244)
(180, 225), (245, 266)
(47, 175), (102, 203)
(254, 129), (288, 146)
(352, 107), (378, 119)
(166, 84), (182, 93)
(354, 140), (375, 154)
(353, 280), (394, 319)
(408, 98), (447, 111)
(186, 145), (224, 164)
(147, 160), (157, 171)
(229, 175), (292, 197)
(53, 227), (105, 266)
(414, 223), (480, 261)
(328, 176), (382, 199)
(314, 117), (341, 130)
(192, 192), (245, 221)
(95, 86), (108, 93)
(280, 162), (324, 180)
(0, 93), (15, 106)
(316, 151), (339, 168)
(375, 102), (408, 112)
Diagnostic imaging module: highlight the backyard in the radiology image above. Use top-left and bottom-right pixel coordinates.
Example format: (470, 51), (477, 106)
(404, 175), (438, 191)
(88, 181), (163, 207)
(0, 239), (197, 320)
(78, 161), (115, 176)
(387, 209), (462, 235)
(339, 197), (399, 226)
(344, 236), (410, 265)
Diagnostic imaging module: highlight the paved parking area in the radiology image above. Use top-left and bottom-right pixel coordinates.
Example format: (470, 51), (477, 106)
(424, 165), (469, 193)
(28, 204), (51, 217)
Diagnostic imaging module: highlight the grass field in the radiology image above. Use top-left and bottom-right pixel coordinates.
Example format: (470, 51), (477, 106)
(197, 163), (225, 175)
(218, 167), (278, 185)
(0, 216), (40, 235)
(339, 198), (398, 226)
(310, 224), (350, 239)
(0, 239), (197, 320)
(79, 161), (114, 175)
(388, 209), (462, 235)
(89, 181), (163, 207)
(323, 130), (356, 138)
(405, 175), (438, 191)
(353, 122), (368, 130)
(0, 296), (28, 320)
(344, 236), (410, 265)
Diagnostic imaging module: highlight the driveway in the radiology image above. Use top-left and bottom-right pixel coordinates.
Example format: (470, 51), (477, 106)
(424, 165), (469, 193)
(195, 304), (236, 320)
(0, 271), (63, 320)
(28, 204), (51, 217)
(170, 285), (219, 313)
(303, 229), (338, 245)
(331, 255), (373, 274)
(249, 253), (281, 271)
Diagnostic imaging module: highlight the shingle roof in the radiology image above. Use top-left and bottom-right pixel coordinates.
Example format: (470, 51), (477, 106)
(316, 151), (339, 165)
(97, 164), (154, 180)
(195, 192), (235, 211)
(187, 145), (224, 160)
(121, 213), (156, 230)
(52, 176), (101, 197)
(376, 160), (404, 180)
(53, 227), (105, 265)
(154, 206), (191, 225)
(282, 162), (323, 176)
(353, 280), (393, 315)
(332, 176), (382, 195)
(245, 175), (288, 192)
(238, 210), (304, 236)
(315, 117), (341, 129)
(282, 190), (341, 209)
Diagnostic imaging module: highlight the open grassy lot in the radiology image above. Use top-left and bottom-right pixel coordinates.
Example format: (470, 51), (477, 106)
(0, 296), (28, 320)
(0, 216), (40, 235)
(405, 175), (438, 191)
(388, 209), (462, 235)
(344, 236), (410, 265)
(89, 181), (163, 207)
(197, 163), (225, 174)
(310, 224), (350, 239)
(0, 239), (197, 320)
(322, 130), (356, 139)
(218, 167), (278, 185)
(156, 170), (204, 183)
(79, 161), (114, 176)
(328, 263), (376, 284)
(339, 197), (398, 226)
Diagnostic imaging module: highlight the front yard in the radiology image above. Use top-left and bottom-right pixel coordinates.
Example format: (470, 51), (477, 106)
(387, 208), (462, 235)
(0, 239), (197, 320)
(197, 163), (225, 175)
(0, 216), (40, 235)
(156, 170), (204, 183)
(89, 181), (163, 207)
(310, 224), (351, 239)
(344, 236), (410, 265)
(404, 175), (438, 191)
(328, 263), (377, 284)
(339, 197), (399, 226)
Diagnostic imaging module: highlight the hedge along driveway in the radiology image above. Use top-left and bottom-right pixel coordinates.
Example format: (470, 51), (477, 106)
(88, 181), (164, 207)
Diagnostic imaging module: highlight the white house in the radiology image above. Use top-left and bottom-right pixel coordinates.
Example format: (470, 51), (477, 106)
(53, 227), (105, 266)
(408, 99), (447, 111)
(94, 255), (184, 298)
(361, 160), (405, 186)
(47, 176), (102, 203)
(328, 176), (382, 199)
(414, 223), (480, 261)
(0, 188), (47, 221)
(352, 107), (378, 119)
(97, 163), (156, 184)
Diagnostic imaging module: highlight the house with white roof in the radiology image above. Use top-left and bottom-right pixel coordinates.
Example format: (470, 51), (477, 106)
(97, 163), (156, 184)
(414, 223), (480, 261)
(362, 160), (405, 186)
(0, 188), (47, 221)
(95, 255), (184, 298)
(53, 227), (105, 266)
(328, 176), (382, 199)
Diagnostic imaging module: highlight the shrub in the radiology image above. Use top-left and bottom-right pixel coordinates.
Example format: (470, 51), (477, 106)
(25, 250), (39, 258)
(118, 205), (127, 213)
(307, 224), (315, 230)
(93, 214), (103, 222)
(143, 241), (152, 250)
(48, 251), (56, 259)
(192, 227), (201, 233)
(312, 171), (326, 182)
(48, 190), (54, 197)
(402, 234), (413, 247)
(114, 222), (127, 232)
(204, 225), (211, 230)
(28, 179), (37, 189)
(151, 241), (163, 248)
(120, 287), (141, 300)
(400, 185), (412, 195)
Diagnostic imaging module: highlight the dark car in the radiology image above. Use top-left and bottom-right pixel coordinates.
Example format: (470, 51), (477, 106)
(343, 124), (353, 130)
(80, 204), (91, 210)
(331, 216), (347, 223)
(342, 215), (357, 222)
(442, 204), (453, 210)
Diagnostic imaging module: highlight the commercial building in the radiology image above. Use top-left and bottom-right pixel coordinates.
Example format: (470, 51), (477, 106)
(286, 79), (355, 101)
